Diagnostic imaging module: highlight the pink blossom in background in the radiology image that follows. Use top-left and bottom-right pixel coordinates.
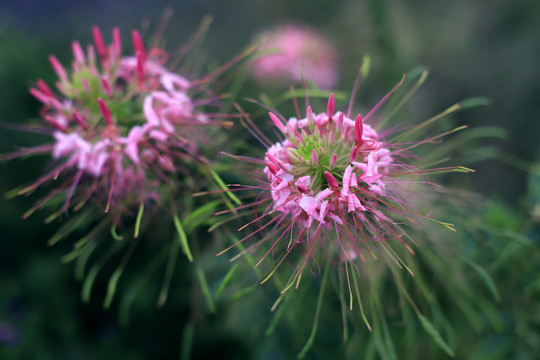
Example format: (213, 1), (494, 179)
(250, 24), (338, 89)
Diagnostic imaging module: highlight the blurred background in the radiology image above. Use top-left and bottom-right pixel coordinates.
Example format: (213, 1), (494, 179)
(1, 0), (539, 359)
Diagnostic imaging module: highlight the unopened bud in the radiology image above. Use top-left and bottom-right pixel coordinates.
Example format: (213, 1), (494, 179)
(311, 149), (318, 167)
(327, 93), (335, 122)
(324, 171), (339, 190)
(330, 154), (338, 169)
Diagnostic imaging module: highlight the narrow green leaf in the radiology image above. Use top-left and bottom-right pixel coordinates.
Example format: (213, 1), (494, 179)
(298, 259), (330, 359)
(103, 270), (122, 309)
(466, 260), (500, 302)
(157, 239), (180, 307)
(208, 168), (241, 205)
(110, 224), (124, 241)
(103, 238), (139, 309)
(361, 54), (371, 78)
(183, 200), (220, 233)
(216, 262), (239, 300)
(180, 321), (195, 360)
(195, 261), (216, 312)
(74, 241), (99, 281)
(337, 266), (349, 342)
(231, 284), (257, 302)
(418, 314), (455, 357)
(351, 266), (372, 331)
(48, 211), (93, 246)
(457, 96), (491, 109)
(133, 203), (144, 238)
(173, 215), (193, 262)
(266, 298), (287, 336)
(82, 265), (102, 303)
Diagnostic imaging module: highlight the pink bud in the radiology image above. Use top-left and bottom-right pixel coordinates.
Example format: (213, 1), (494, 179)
(306, 106), (313, 121)
(266, 162), (280, 175)
(327, 93), (335, 121)
(37, 79), (54, 97)
(330, 154), (337, 169)
(265, 152), (283, 170)
(297, 184), (309, 194)
(286, 122), (299, 139)
(269, 112), (286, 133)
(112, 27), (122, 56)
(328, 131), (334, 144)
(44, 115), (66, 130)
(97, 98), (114, 126)
(101, 76), (112, 96)
(324, 171), (339, 190)
(132, 30), (146, 87)
(48, 55), (67, 81)
(336, 112), (343, 130)
(311, 149), (318, 166)
(355, 114), (363, 148)
(29, 88), (49, 104)
(350, 146), (358, 162)
(132, 30), (146, 56)
(72, 110), (87, 129)
(29, 88), (62, 109)
(87, 44), (96, 64)
(92, 26), (107, 61)
(71, 41), (86, 64)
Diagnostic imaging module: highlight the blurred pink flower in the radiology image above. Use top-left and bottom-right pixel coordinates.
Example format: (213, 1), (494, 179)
(11, 26), (218, 218)
(250, 24), (338, 89)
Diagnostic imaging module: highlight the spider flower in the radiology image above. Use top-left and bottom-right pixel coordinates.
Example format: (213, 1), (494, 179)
(250, 24), (338, 89)
(8, 26), (224, 222)
(219, 71), (495, 359)
(3, 23), (242, 308)
(223, 77), (476, 294)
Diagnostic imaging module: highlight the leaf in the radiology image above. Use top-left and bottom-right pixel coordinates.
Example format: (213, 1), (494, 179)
(173, 215), (193, 262)
(180, 322), (196, 360)
(298, 259), (331, 359)
(266, 299), (287, 336)
(208, 168), (241, 205)
(183, 200), (220, 234)
(466, 260), (500, 302)
(103, 238), (139, 309)
(457, 96), (491, 109)
(418, 313), (455, 357)
(216, 262), (239, 300)
(195, 260), (216, 312)
(133, 203), (144, 238)
(157, 239), (180, 307)
(361, 54), (371, 78)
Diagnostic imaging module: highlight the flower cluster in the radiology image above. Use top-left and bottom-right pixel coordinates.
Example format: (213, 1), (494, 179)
(262, 93), (409, 266)
(250, 24), (338, 89)
(22, 27), (211, 215)
(265, 94), (393, 234)
(227, 83), (473, 291)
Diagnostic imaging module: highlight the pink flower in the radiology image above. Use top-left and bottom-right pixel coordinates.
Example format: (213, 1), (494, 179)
(12, 26), (220, 218)
(250, 24), (338, 89)
(223, 82), (474, 294)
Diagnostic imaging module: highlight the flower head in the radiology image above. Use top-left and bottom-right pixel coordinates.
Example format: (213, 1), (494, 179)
(16, 26), (215, 217)
(3, 21), (245, 309)
(250, 24), (338, 89)
(224, 76), (475, 292)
